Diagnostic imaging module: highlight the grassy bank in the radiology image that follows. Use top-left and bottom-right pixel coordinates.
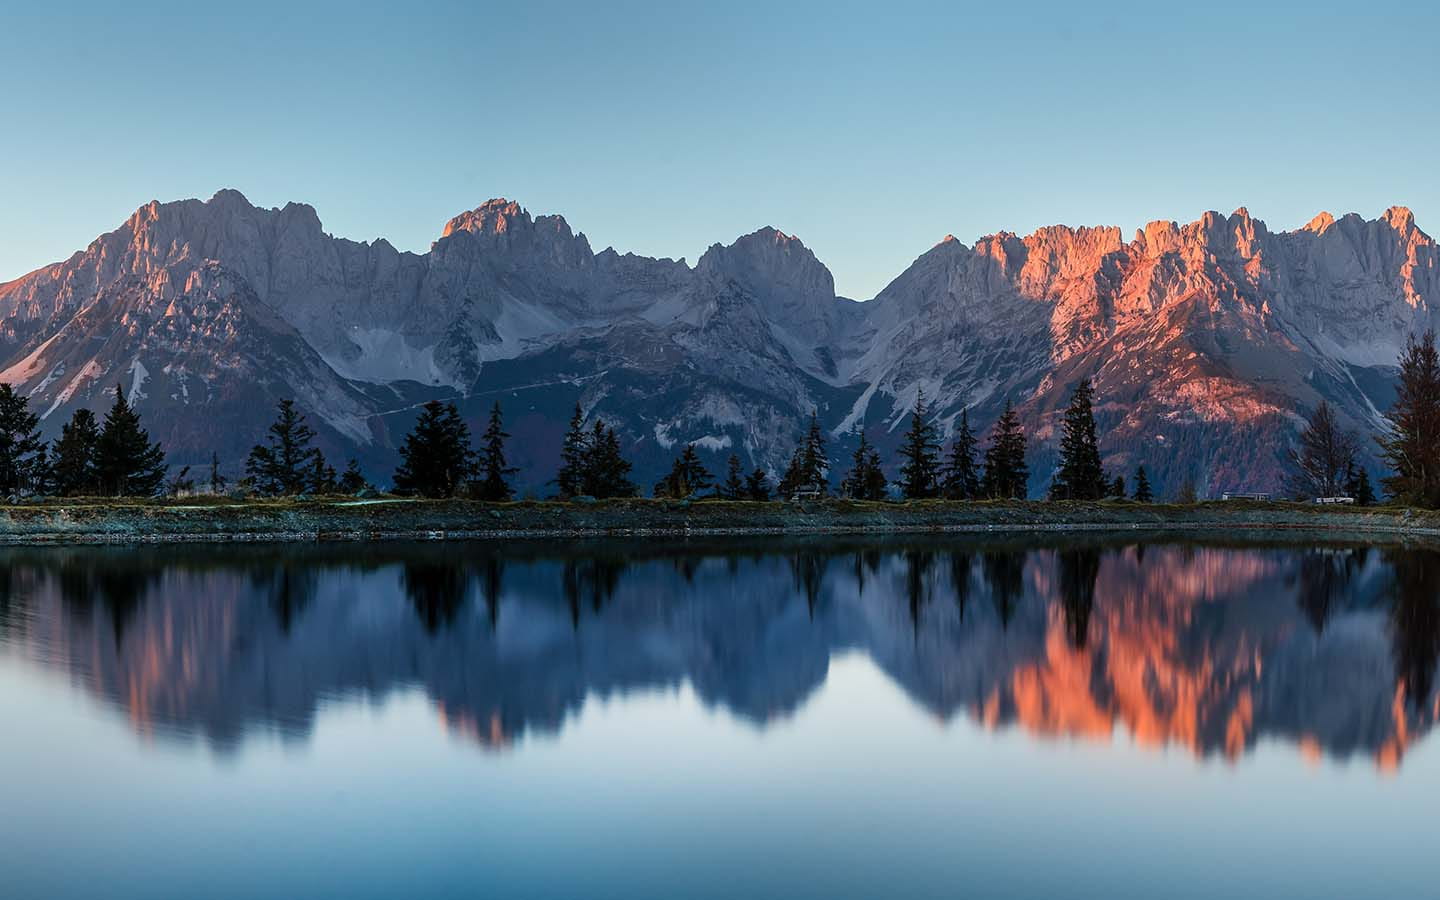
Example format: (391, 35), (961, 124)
(0, 496), (1435, 544)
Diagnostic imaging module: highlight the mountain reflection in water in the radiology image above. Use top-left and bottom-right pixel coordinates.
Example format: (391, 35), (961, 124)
(0, 537), (1436, 769)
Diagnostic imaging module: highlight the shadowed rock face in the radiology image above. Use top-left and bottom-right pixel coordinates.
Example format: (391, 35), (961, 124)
(2, 539), (1435, 769)
(0, 194), (1434, 492)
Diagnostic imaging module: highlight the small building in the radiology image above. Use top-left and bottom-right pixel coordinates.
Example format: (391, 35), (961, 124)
(1221, 491), (1272, 501)
(1313, 496), (1355, 505)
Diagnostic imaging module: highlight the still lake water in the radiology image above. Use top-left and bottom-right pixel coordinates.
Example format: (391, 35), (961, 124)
(2, 534), (1438, 899)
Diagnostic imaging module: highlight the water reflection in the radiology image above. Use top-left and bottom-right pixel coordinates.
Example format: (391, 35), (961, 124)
(1, 537), (1437, 768)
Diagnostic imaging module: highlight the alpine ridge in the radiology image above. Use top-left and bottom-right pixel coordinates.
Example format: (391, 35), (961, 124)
(1, 192), (1434, 496)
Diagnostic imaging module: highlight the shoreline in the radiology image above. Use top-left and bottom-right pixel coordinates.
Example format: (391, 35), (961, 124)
(0, 497), (1436, 545)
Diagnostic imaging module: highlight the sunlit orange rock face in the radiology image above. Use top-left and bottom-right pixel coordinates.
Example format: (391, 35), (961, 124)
(962, 547), (1430, 770)
(5, 543), (1434, 769)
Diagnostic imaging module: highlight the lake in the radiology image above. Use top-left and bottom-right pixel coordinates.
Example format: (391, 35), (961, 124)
(1, 535), (1436, 899)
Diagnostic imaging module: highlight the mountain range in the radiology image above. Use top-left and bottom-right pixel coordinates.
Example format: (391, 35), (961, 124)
(2, 191), (1434, 495)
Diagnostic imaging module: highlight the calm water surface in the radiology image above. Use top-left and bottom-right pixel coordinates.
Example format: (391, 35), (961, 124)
(2, 535), (1438, 899)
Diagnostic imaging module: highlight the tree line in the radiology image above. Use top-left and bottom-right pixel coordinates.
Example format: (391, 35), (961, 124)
(11, 326), (1440, 505)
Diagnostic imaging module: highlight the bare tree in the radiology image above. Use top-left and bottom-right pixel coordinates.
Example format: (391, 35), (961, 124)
(1286, 400), (1359, 499)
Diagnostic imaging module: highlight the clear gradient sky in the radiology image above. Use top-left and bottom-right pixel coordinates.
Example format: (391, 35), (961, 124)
(3, 1), (1437, 299)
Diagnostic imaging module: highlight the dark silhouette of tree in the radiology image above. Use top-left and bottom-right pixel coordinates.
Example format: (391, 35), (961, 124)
(305, 452), (338, 494)
(896, 392), (941, 499)
(789, 551), (827, 616)
(949, 551), (972, 622)
(1110, 475), (1126, 499)
(478, 555), (503, 629)
(393, 401), (474, 498)
(1388, 548), (1440, 709)
(720, 455), (746, 500)
(1132, 466), (1154, 502)
(745, 467), (772, 501)
(403, 563), (469, 634)
(1286, 400), (1359, 500)
(1057, 548), (1100, 648)
(555, 403), (589, 498)
(655, 444), (713, 498)
(1050, 379), (1107, 500)
(842, 431), (887, 500)
(0, 384), (43, 496)
(904, 549), (936, 639)
(1380, 330), (1440, 507)
(982, 550), (1025, 627)
(562, 557), (627, 627)
(246, 399), (322, 495)
(941, 409), (980, 500)
(252, 566), (317, 635)
(1344, 462), (1376, 506)
(581, 421), (637, 499)
(778, 412), (830, 497)
(95, 384), (166, 497)
(475, 402), (517, 501)
(1295, 549), (1363, 634)
(982, 401), (1029, 499)
(338, 459), (369, 493)
(208, 451), (229, 495)
(52, 408), (101, 496)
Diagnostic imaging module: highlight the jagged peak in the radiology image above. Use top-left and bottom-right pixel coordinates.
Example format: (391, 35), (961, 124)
(1384, 205), (1416, 233)
(441, 198), (532, 239)
(1304, 211), (1336, 234)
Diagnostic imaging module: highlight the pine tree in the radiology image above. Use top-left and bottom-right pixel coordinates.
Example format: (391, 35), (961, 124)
(655, 444), (712, 499)
(338, 458), (369, 493)
(1379, 330), (1440, 506)
(1133, 466), (1154, 502)
(1344, 462), (1376, 506)
(166, 465), (195, 496)
(0, 383), (43, 496)
(28, 442), (52, 496)
(745, 468), (772, 501)
(721, 455), (746, 500)
(896, 392), (941, 499)
(1110, 475), (1126, 499)
(94, 384), (166, 497)
(555, 403), (590, 498)
(843, 432), (887, 500)
(52, 408), (101, 496)
(981, 401), (1029, 499)
(392, 400), (475, 498)
(582, 421), (637, 499)
(247, 399), (321, 496)
(475, 402), (517, 501)
(1049, 379), (1106, 500)
(208, 452), (228, 495)
(941, 408), (980, 500)
(1286, 400), (1359, 500)
(305, 452), (338, 494)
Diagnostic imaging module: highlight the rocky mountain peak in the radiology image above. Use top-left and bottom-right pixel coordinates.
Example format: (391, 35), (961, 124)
(1304, 211), (1336, 234)
(696, 226), (836, 302)
(440, 198), (528, 239)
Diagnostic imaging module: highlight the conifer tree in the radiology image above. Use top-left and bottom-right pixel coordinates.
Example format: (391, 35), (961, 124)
(246, 399), (321, 496)
(1110, 474), (1126, 499)
(29, 443), (52, 496)
(843, 431), (887, 500)
(745, 467), (772, 501)
(475, 402), (518, 501)
(52, 408), (101, 496)
(1049, 379), (1107, 500)
(555, 403), (590, 498)
(941, 408), (980, 500)
(581, 421), (637, 499)
(981, 400), (1029, 499)
(95, 384), (166, 497)
(338, 458), (369, 493)
(392, 401), (475, 498)
(1133, 466), (1154, 502)
(1344, 462), (1376, 506)
(305, 452), (338, 494)
(208, 452), (228, 495)
(655, 443), (712, 499)
(896, 392), (941, 499)
(0, 383), (43, 496)
(721, 454), (746, 500)
(1379, 330), (1440, 506)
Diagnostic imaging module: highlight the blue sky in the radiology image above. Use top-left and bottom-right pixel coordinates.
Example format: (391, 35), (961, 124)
(2, 1), (1436, 299)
